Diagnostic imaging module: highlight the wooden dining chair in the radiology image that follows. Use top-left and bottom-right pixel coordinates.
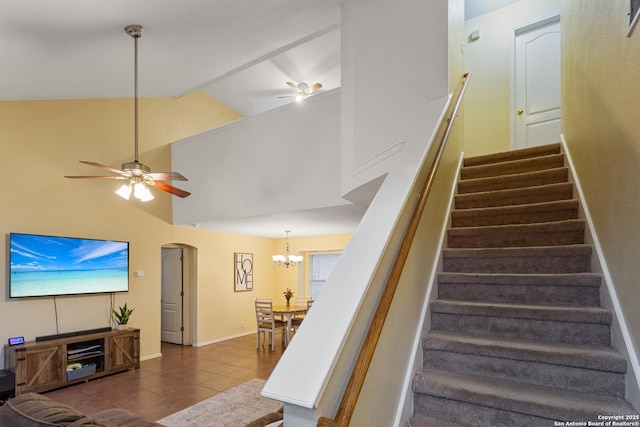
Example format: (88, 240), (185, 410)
(255, 299), (287, 351)
(290, 298), (314, 334)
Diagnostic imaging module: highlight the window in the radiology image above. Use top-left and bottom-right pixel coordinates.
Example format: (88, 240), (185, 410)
(309, 252), (341, 299)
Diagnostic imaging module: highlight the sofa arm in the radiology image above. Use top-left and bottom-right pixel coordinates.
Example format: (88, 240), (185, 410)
(0, 392), (104, 427)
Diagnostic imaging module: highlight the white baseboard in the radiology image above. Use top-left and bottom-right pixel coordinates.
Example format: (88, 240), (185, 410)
(193, 330), (257, 347)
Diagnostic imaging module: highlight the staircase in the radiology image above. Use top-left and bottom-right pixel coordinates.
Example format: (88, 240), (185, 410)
(409, 143), (638, 426)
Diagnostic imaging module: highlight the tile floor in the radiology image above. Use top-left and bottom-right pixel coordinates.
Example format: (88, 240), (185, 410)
(44, 334), (286, 421)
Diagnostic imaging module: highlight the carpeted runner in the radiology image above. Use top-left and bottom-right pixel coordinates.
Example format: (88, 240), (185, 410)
(409, 143), (638, 426)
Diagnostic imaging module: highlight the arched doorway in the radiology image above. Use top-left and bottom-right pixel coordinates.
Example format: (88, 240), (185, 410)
(161, 244), (197, 345)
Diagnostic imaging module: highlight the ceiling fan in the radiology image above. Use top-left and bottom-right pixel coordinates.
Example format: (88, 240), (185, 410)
(64, 25), (190, 202)
(279, 81), (323, 101)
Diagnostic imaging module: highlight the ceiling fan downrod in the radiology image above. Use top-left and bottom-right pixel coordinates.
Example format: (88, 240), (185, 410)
(125, 25), (143, 165)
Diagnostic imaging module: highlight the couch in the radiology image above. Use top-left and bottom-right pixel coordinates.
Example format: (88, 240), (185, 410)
(0, 392), (163, 427)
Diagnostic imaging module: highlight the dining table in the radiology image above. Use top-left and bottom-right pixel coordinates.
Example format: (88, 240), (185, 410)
(272, 304), (307, 346)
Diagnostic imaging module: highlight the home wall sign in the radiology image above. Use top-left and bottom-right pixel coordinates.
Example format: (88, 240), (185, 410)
(234, 252), (253, 292)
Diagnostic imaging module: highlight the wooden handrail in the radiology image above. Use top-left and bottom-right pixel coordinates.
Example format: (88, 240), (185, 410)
(317, 73), (470, 427)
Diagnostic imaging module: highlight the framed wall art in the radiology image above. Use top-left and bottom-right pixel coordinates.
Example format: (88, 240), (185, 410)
(234, 252), (253, 292)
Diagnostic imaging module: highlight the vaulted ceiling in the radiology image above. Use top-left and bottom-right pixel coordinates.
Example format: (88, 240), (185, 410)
(1, 1), (511, 237)
(0, 0), (342, 117)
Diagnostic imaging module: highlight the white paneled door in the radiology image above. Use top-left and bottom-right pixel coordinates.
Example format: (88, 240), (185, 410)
(161, 247), (183, 344)
(513, 15), (561, 149)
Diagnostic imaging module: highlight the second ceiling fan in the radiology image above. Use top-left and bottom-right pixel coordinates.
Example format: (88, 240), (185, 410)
(279, 81), (323, 101)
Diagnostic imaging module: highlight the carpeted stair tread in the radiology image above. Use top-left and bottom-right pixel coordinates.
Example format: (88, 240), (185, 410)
(437, 272), (601, 306)
(455, 182), (574, 209)
(413, 369), (637, 421)
(430, 299), (611, 325)
(460, 153), (565, 180)
(442, 245), (592, 274)
(463, 143), (561, 167)
(423, 331), (626, 373)
(458, 167), (568, 194)
(438, 272), (601, 287)
(407, 415), (467, 427)
(447, 219), (585, 248)
(443, 244), (592, 258)
(451, 199), (579, 227)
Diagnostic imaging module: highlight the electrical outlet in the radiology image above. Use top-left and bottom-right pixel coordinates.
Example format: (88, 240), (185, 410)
(240, 321), (245, 328)
(140, 340), (144, 348)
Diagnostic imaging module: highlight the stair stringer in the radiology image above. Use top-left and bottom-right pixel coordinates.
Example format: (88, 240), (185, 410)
(394, 153), (465, 426)
(561, 136), (640, 411)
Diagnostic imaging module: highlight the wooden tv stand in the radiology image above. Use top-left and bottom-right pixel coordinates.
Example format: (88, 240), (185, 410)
(4, 328), (139, 396)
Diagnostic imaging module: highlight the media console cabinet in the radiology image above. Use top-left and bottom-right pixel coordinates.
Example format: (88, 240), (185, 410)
(4, 328), (140, 396)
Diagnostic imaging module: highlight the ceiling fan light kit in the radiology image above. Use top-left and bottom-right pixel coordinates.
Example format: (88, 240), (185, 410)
(64, 25), (191, 202)
(281, 81), (323, 102)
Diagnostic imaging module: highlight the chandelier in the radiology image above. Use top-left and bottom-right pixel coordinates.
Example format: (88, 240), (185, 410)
(273, 230), (303, 268)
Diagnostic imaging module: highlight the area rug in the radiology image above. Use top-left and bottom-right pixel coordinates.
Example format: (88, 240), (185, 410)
(158, 378), (282, 427)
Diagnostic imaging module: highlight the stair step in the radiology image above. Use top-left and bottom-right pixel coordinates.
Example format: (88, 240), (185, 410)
(407, 415), (466, 427)
(451, 200), (580, 227)
(460, 153), (565, 180)
(423, 331), (626, 373)
(430, 300), (611, 324)
(455, 182), (574, 209)
(437, 272), (601, 306)
(442, 245), (592, 274)
(458, 167), (568, 194)
(430, 300), (611, 346)
(413, 370), (637, 426)
(423, 331), (626, 397)
(463, 143), (561, 167)
(447, 219), (585, 248)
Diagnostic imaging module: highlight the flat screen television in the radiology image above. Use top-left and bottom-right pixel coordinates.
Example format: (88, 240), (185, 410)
(9, 233), (129, 298)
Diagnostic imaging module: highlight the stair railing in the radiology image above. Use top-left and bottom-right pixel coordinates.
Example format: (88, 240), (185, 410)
(317, 72), (470, 427)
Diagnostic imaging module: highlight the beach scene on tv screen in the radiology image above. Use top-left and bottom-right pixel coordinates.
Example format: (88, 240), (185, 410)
(10, 234), (129, 297)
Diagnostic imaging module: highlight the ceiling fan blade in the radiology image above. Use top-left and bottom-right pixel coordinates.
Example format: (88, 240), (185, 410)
(286, 81), (299, 91)
(152, 181), (191, 198)
(309, 82), (323, 93)
(64, 175), (127, 180)
(79, 161), (128, 176)
(147, 171), (188, 181)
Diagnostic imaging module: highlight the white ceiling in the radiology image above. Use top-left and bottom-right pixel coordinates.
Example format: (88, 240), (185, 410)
(0, 0), (342, 104)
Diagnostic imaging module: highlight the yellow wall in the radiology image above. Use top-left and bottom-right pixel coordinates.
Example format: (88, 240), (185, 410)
(562, 0), (640, 363)
(463, 0), (560, 157)
(0, 93), (350, 366)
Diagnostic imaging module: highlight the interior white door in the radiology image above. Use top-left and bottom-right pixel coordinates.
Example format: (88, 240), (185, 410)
(161, 247), (183, 344)
(513, 16), (561, 149)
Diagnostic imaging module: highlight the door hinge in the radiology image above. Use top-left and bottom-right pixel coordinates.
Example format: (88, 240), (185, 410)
(180, 326), (184, 332)
(180, 291), (184, 297)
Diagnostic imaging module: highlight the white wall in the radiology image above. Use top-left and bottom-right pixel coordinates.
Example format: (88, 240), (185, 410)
(463, 0), (560, 157)
(340, 0), (450, 202)
(172, 91), (349, 226)
(263, 1), (450, 425)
